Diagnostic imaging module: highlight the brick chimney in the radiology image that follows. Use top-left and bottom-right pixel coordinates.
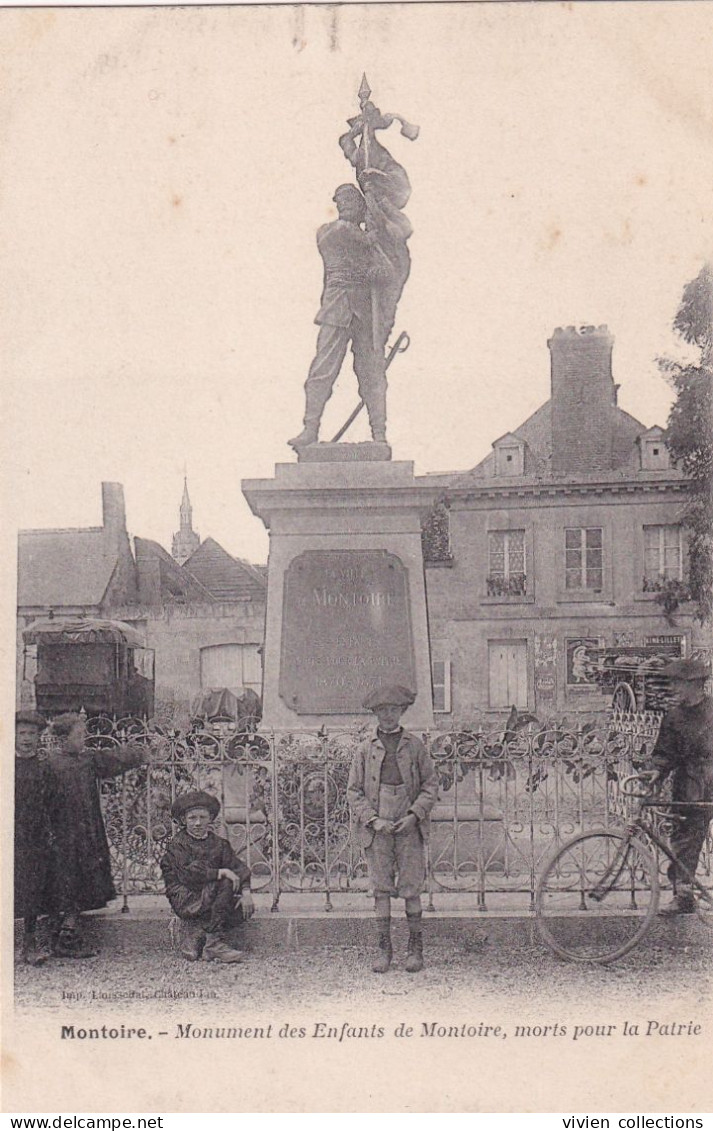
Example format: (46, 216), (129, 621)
(101, 482), (127, 537)
(548, 325), (616, 476)
(100, 482), (139, 605)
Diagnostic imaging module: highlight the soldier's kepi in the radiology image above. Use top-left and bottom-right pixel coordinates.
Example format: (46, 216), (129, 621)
(289, 76), (418, 452)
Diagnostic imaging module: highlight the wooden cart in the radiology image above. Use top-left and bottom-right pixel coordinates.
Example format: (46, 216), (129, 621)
(582, 643), (684, 713)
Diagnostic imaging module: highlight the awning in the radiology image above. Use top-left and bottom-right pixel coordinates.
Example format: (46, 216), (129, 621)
(22, 617), (147, 648)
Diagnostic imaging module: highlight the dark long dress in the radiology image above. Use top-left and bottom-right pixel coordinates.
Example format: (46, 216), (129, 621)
(14, 756), (52, 922)
(46, 745), (145, 913)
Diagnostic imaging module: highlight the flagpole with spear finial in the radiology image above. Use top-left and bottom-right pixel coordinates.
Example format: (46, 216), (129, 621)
(328, 75), (418, 441)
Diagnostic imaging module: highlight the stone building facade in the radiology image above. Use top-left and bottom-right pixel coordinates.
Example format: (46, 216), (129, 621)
(420, 325), (704, 721)
(17, 483), (266, 720)
(16, 325), (706, 725)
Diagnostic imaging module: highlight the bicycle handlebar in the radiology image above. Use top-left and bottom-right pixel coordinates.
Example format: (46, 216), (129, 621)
(620, 772), (659, 798)
(619, 773), (712, 809)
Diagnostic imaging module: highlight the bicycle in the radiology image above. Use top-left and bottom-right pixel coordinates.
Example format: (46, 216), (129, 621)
(535, 772), (713, 963)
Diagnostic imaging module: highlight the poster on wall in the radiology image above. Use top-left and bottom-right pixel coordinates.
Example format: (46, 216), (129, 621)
(565, 637), (602, 687)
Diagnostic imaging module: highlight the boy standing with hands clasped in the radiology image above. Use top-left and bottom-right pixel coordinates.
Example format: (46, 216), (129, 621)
(347, 685), (438, 973)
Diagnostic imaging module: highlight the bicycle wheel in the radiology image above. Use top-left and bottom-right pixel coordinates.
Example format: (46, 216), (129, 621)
(536, 830), (659, 963)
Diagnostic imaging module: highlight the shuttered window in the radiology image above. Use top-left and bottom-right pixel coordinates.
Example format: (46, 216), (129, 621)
(488, 641), (528, 709)
(432, 657), (452, 713)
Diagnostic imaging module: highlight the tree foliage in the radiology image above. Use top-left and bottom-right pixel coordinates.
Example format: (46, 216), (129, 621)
(659, 263), (713, 622)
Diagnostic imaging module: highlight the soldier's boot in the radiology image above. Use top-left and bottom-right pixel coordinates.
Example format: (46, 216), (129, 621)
(22, 932), (49, 966)
(659, 887), (696, 916)
(288, 422), (319, 451)
(366, 392), (387, 445)
(371, 918), (393, 973)
(202, 935), (245, 964)
(288, 384), (334, 451)
(404, 913), (424, 973)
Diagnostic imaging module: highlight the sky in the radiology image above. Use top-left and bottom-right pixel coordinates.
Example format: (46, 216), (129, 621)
(2, 2), (712, 565)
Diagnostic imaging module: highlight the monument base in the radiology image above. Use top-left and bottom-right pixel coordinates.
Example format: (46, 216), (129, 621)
(242, 459), (435, 730)
(296, 441), (392, 463)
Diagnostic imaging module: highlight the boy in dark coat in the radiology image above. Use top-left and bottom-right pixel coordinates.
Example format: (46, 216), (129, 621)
(347, 684), (438, 973)
(46, 713), (148, 958)
(160, 790), (254, 964)
(14, 711), (53, 965)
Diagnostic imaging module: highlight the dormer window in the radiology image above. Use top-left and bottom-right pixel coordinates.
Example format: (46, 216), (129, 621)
(492, 433), (525, 476)
(638, 427), (670, 470)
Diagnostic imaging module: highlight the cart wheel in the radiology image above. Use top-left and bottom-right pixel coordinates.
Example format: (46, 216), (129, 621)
(612, 682), (637, 711)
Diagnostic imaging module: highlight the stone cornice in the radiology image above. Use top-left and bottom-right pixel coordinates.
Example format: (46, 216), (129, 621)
(243, 466), (690, 521)
(415, 476), (690, 506)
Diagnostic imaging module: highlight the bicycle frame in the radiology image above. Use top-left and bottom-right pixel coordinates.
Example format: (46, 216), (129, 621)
(536, 773), (712, 963)
(595, 772), (712, 907)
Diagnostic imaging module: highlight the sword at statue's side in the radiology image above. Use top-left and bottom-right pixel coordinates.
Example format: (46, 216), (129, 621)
(330, 331), (410, 443)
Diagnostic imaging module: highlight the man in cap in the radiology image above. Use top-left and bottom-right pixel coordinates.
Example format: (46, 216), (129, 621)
(347, 684), (438, 972)
(650, 658), (713, 914)
(14, 711), (52, 965)
(288, 181), (390, 450)
(161, 790), (254, 964)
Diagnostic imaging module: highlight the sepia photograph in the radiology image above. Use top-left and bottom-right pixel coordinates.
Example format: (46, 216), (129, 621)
(2, 0), (712, 1114)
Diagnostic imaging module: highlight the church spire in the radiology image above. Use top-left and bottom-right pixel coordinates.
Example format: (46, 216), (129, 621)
(180, 477), (192, 529)
(172, 476), (201, 565)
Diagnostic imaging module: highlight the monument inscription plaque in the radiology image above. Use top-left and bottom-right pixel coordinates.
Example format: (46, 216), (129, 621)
(279, 549), (416, 714)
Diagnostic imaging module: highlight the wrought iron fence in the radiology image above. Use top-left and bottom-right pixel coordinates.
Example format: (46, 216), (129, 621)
(68, 711), (713, 914)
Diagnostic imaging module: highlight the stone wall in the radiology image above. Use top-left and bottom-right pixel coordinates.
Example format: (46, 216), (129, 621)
(425, 486), (705, 720)
(110, 600), (266, 720)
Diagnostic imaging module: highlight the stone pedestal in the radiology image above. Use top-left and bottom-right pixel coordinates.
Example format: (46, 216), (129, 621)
(242, 455), (434, 730)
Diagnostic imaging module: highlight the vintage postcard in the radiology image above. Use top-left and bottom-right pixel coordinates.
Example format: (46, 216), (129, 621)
(2, 1), (712, 1115)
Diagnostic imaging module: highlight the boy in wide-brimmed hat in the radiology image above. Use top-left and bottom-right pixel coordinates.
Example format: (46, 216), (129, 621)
(14, 711), (52, 965)
(161, 790), (254, 964)
(650, 657), (712, 914)
(347, 684), (438, 973)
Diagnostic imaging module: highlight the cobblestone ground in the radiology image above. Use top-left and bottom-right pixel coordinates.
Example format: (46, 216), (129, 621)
(14, 916), (712, 1018)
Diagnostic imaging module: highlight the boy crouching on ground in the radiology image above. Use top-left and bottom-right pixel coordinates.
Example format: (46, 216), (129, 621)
(347, 685), (438, 973)
(161, 790), (254, 964)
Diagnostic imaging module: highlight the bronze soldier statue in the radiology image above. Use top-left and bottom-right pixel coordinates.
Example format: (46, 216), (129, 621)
(289, 77), (418, 452)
